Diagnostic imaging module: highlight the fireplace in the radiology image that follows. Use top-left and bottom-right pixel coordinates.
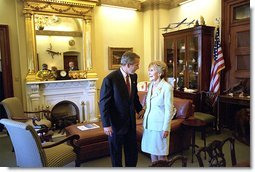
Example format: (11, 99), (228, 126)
(26, 78), (99, 122)
(51, 100), (79, 132)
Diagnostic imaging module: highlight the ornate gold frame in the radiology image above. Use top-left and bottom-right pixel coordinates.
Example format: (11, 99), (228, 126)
(108, 47), (133, 70)
(22, 0), (99, 81)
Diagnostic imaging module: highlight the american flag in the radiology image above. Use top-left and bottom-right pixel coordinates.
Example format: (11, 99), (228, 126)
(209, 27), (225, 104)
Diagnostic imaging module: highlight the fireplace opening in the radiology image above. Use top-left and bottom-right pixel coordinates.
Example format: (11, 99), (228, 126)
(51, 100), (79, 133)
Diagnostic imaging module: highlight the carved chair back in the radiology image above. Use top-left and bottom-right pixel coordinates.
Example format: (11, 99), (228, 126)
(195, 137), (237, 167)
(149, 155), (188, 167)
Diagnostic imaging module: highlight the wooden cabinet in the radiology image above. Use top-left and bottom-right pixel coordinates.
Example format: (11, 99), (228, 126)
(163, 25), (215, 92)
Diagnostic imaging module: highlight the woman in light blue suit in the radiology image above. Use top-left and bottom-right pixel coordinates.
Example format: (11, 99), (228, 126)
(141, 61), (175, 162)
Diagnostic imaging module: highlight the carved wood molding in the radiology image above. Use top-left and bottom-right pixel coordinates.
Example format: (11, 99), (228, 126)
(22, 0), (99, 17)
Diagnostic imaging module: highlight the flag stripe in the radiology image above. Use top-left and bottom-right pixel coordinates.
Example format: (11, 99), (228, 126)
(209, 27), (225, 104)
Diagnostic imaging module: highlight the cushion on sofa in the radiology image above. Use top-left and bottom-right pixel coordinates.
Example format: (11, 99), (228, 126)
(170, 118), (185, 131)
(138, 91), (147, 107)
(136, 118), (143, 125)
(173, 97), (193, 119)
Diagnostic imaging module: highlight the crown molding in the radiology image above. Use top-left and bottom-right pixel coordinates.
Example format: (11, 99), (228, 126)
(98, 0), (190, 12)
(141, 0), (189, 11)
(22, 0), (99, 17)
(22, 0), (99, 7)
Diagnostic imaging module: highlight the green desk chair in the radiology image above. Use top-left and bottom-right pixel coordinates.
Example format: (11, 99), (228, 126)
(194, 91), (217, 134)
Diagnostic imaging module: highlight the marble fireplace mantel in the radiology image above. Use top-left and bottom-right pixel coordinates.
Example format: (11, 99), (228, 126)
(26, 78), (98, 122)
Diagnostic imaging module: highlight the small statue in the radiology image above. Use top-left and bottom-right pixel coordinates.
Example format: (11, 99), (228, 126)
(195, 20), (199, 26)
(199, 16), (205, 25)
(51, 66), (58, 79)
(36, 63), (55, 81)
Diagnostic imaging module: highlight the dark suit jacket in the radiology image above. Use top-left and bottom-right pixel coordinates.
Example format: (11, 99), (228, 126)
(99, 69), (143, 135)
(69, 67), (79, 71)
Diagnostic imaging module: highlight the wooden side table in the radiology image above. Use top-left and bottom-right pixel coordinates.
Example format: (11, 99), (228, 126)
(182, 118), (207, 163)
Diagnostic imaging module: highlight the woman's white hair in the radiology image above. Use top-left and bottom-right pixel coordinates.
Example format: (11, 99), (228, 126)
(148, 61), (168, 80)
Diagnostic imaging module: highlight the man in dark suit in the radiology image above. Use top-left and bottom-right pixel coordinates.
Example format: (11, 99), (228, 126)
(99, 51), (145, 167)
(68, 61), (78, 71)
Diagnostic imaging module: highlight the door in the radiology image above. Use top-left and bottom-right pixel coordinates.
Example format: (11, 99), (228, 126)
(229, 24), (250, 87)
(222, 0), (250, 91)
(0, 25), (13, 130)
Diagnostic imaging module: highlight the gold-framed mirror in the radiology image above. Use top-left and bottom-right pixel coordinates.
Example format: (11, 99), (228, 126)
(22, 0), (99, 81)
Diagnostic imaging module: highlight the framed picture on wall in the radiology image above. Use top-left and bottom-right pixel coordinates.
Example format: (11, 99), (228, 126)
(108, 47), (133, 70)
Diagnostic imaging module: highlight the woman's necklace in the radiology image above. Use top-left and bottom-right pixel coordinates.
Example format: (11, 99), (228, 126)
(153, 80), (160, 88)
(152, 80), (160, 94)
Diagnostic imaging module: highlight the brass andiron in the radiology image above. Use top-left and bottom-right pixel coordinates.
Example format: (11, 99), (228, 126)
(81, 101), (86, 123)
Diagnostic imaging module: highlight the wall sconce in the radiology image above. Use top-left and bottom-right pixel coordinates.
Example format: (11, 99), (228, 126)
(34, 15), (49, 30)
(178, 0), (194, 6)
(34, 15), (59, 30)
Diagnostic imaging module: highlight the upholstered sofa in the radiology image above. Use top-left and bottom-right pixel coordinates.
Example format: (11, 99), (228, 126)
(136, 91), (193, 155)
(65, 91), (194, 163)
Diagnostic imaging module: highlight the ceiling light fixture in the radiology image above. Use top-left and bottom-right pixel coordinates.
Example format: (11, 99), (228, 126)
(101, 4), (138, 11)
(100, 0), (141, 11)
(178, 0), (194, 6)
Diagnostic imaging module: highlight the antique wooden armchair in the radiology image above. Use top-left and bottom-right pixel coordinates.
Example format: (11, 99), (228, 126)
(195, 137), (237, 167)
(0, 119), (80, 167)
(149, 155), (188, 167)
(194, 91), (217, 133)
(0, 97), (53, 142)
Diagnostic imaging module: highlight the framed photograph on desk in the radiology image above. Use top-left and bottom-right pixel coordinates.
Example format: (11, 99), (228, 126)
(108, 47), (133, 70)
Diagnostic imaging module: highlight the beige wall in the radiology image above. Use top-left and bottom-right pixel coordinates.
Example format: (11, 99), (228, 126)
(0, 0), (221, 108)
(93, 6), (144, 89)
(167, 0), (221, 28)
(0, 0), (24, 104)
(143, 8), (170, 82)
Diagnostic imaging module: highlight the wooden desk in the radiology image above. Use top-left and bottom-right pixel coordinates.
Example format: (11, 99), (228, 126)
(216, 95), (250, 133)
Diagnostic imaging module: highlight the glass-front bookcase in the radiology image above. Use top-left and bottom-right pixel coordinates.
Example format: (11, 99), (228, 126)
(163, 25), (215, 92)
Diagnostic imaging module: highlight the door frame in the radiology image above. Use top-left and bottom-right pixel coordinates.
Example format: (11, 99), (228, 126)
(0, 25), (13, 99)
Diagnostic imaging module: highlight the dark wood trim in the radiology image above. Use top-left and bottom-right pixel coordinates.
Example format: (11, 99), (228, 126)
(163, 25), (215, 91)
(221, 0), (250, 91)
(0, 25), (13, 98)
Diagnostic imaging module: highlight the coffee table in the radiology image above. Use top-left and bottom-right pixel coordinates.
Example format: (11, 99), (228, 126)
(65, 122), (109, 166)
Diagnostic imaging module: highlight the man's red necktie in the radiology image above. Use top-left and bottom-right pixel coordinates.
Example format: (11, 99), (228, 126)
(126, 75), (130, 95)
